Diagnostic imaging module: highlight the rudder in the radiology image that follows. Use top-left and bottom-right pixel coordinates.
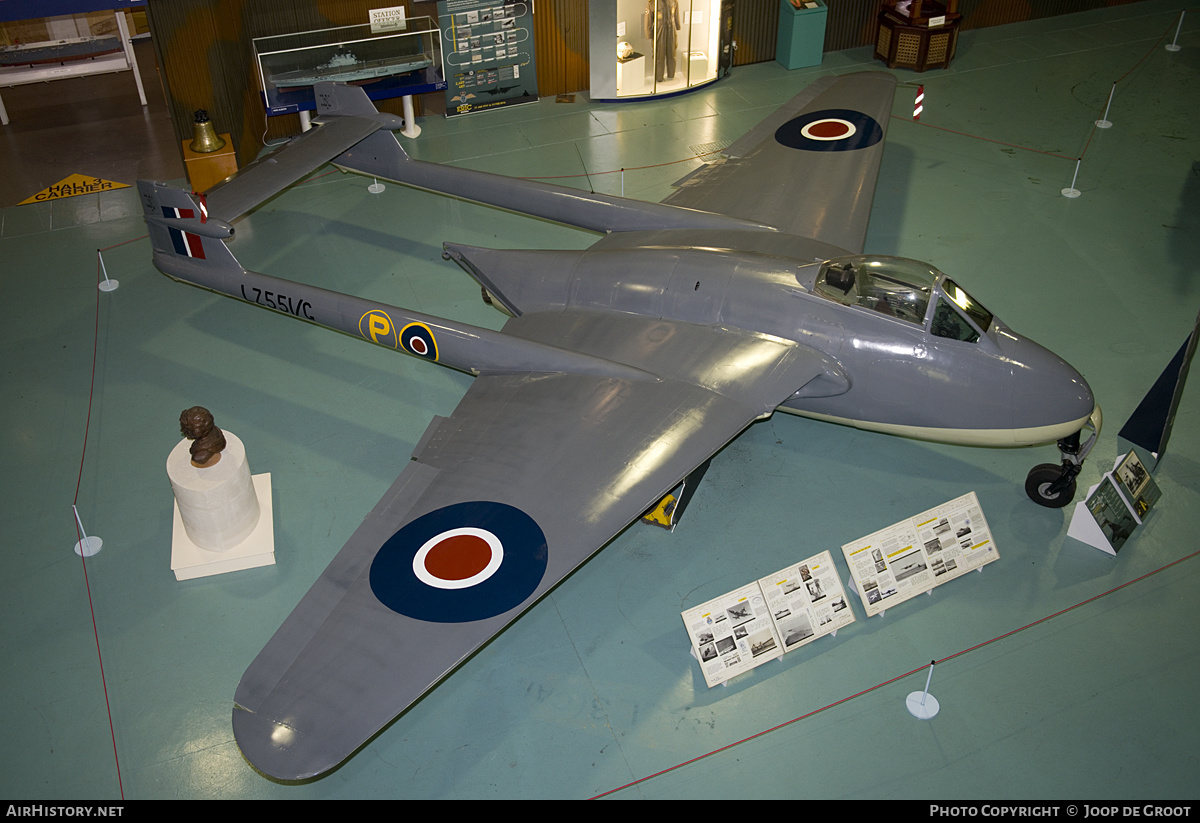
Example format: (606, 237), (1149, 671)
(138, 180), (242, 273)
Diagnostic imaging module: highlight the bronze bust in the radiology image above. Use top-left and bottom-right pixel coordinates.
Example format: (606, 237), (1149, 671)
(180, 406), (227, 467)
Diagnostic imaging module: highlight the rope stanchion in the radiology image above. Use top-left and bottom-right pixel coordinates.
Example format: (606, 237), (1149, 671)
(591, 547), (1200, 799)
(1166, 10), (1185, 52)
(73, 242), (132, 800)
(913, 85), (924, 121)
(1096, 82), (1116, 129)
(97, 249), (118, 292)
(1062, 158), (1083, 199)
(72, 504), (103, 556)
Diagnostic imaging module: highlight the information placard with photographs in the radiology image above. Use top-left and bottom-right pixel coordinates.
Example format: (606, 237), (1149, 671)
(840, 492), (998, 617)
(681, 583), (783, 688)
(438, 0), (538, 115)
(758, 551), (856, 654)
(1067, 452), (1162, 555)
(681, 550), (855, 688)
(1112, 450), (1161, 522)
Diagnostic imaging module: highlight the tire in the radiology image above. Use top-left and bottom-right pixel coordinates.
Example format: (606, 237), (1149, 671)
(1025, 463), (1076, 508)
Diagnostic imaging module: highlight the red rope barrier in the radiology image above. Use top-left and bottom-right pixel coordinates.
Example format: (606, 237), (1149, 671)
(71, 248), (131, 800)
(591, 547), (1200, 799)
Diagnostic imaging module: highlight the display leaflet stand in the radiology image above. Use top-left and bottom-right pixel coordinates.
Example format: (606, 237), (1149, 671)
(841, 492), (999, 618)
(682, 550), (854, 688)
(1067, 452), (1161, 556)
(167, 431), (275, 580)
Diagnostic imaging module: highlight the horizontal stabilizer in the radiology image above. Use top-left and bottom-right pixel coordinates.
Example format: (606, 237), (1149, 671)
(202, 84), (403, 222)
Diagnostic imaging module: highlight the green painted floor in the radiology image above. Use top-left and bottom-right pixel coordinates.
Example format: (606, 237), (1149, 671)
(2, 0), (1198, 800)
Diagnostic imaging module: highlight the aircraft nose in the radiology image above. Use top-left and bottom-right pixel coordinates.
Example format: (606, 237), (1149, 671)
(999, 330), (1095, 443)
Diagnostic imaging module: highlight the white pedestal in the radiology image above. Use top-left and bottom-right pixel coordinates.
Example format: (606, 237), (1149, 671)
(167, 432), (275, 580)
(617, 54), (646, 95)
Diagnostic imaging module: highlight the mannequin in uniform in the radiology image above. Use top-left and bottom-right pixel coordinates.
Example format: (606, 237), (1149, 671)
(644, 0), (681, 82)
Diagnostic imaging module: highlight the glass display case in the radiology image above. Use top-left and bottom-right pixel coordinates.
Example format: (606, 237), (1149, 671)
(589, 0), (731, 101)
(253, 17), (445, 122)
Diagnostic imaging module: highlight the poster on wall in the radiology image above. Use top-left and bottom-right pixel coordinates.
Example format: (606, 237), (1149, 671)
(437, 0), (538, 115)
(840, 492), (999, 618)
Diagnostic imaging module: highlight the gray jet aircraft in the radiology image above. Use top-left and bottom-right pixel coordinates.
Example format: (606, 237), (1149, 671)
(138, 73), (1100, 780)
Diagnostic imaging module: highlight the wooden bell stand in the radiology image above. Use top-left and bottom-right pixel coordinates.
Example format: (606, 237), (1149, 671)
(873, 0), (962, 72)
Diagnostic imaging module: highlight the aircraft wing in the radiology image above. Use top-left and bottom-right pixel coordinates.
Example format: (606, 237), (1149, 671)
(661, 71), (898, 254)
(232, 309), (836, 780)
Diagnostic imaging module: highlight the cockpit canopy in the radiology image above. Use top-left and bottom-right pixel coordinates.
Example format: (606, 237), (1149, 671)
(814, 255), (994, 343)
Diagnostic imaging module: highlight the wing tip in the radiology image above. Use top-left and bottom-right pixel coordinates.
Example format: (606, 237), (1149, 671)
(232, 705), (345, 782)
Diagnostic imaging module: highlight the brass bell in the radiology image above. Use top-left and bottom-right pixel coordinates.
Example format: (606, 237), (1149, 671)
(189, 109), (226, 153)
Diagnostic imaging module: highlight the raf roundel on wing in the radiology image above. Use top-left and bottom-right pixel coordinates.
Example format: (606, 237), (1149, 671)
(774, 108), (884, 152)
(369, 501), (548, 623)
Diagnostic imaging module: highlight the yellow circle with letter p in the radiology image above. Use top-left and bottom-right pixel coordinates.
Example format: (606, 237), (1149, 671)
(359, 310), (397, 348)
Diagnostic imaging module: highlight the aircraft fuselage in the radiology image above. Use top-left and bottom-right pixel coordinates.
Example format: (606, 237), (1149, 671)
(447, 227), (1096, 451)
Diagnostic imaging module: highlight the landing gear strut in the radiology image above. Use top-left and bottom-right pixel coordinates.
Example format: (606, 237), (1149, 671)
(1025, 407), (1102, 508)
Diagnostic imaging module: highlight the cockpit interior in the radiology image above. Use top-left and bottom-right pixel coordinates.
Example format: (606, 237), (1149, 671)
(814, 255), (994, 343)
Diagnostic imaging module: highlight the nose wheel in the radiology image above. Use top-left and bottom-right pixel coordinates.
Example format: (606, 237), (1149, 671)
(1025, 462), (1078, 508)
(1025, 406), (1102, 508)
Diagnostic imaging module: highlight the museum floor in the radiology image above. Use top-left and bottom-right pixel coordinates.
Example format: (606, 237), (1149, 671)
(2, 0), (1198, 801)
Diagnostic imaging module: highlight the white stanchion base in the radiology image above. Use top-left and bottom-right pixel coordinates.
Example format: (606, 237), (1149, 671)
(907, 691), (940, 719)
(98, 280), (119, 292)
(368, 181), (385, 194)
(171, 473), (275, 580)
(1061, 187), (1081, 198)
(1166, 44), (1181, 52)
(74, 535), (103, 557)
(1096, 119), (1112, 129)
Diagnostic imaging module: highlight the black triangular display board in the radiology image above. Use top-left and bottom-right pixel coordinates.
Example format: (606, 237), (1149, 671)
(1118, 309), (1200, 461)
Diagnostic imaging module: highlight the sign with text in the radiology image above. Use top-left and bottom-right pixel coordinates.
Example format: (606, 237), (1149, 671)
(370, 6), (408, 33)
(438, 0), (538, 115)
(841, 492), (998, 617)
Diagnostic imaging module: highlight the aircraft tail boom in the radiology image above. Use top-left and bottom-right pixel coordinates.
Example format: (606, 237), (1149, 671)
(139, 181), (655, 383)
(333, 130), (775, 235)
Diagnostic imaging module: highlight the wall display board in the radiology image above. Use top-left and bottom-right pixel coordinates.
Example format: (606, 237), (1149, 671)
(681, 551), (854, 688)
(1068, 452), (1162, 556)
(841, 492), (998, 617)
(437, 1), (537, 115)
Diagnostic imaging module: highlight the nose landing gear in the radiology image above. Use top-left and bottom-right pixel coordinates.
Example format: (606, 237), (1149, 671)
(1025, 406), (1102, 508)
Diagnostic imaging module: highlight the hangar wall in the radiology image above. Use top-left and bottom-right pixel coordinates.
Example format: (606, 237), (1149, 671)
(143, 0), (1151, 169)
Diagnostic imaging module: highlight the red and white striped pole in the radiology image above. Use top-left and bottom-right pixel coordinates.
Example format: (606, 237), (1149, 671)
(913, 85), (924, 121)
